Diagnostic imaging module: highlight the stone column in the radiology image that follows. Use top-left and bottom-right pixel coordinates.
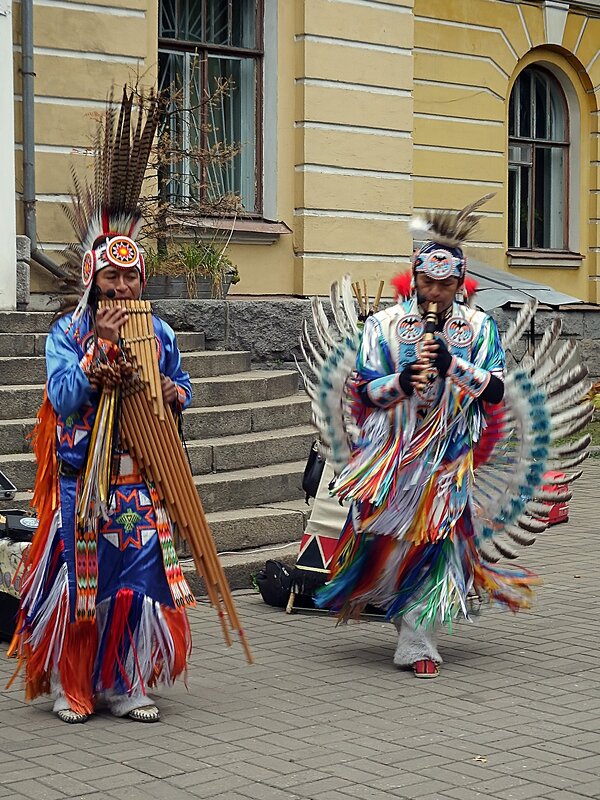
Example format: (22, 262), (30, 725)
(0, 0), (17, 310)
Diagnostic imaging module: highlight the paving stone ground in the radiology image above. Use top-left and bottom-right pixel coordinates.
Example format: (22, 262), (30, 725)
(2, 461), (600, 800)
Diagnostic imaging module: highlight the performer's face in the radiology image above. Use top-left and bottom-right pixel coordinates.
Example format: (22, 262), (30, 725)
(95, 267), (142, 300)
(415, 274), (461, 314)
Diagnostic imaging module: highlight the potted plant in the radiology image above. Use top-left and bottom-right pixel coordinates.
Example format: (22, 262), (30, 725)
(143, 239), (240, 300)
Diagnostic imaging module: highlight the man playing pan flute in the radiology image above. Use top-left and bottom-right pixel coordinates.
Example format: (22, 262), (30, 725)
(9, 91), (197, 724)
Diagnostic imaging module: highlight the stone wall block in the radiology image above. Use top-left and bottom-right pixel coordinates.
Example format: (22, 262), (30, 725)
(16, 261), (30, 309)
(577, 340), (600, 379)
(534, 308), (584, 338)
(227, 300), (326, 363)
(582, 309), (600, 339)
(151, 299), (227, 346)
(15, 236), (31, 262)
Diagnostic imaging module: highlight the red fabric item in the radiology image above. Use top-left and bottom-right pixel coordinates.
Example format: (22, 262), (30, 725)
(100, 588), (134, 691)
(391, 271), (479, 301)
(473, 402), (506, 469)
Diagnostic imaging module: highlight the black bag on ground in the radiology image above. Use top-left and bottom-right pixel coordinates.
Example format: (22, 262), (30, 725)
(0, 508), (36, 641)
(255, 560), (292, 608)
(0, 594), (19, 643)
(302, 440), (325, 503)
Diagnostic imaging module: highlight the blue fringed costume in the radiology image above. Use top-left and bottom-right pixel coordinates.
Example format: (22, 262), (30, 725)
(10, 310), (196, 717)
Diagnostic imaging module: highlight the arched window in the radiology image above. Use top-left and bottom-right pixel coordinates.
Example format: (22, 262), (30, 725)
(508, 67), (569, 250)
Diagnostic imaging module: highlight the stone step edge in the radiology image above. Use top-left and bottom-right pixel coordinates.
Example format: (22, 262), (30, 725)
(0, 369), (298, 392)
(0, 392), (309, 428)
(195, 459), (305, 485)
(0, 428), (314, 465)
(0, 349), (250, 362)
(181, 541), (301, 594)
(190, 424), (315, 449)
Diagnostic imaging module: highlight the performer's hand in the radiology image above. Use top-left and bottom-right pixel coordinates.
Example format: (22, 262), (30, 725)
(408, 340), (442, 391)
(161, 375), (178, 405)
(96, 306), (129, 343)
(398, 367), (415, 397)
(416, 339), (439, 366)
(433, 336), (453, 377)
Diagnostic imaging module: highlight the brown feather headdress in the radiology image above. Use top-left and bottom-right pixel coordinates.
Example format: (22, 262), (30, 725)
(63, 86), (160, 322)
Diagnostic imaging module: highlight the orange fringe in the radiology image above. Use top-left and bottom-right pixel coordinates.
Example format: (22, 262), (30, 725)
(58, 622), (97, 715)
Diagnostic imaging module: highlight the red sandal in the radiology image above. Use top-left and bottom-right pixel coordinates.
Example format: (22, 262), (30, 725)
(413, 659), (439, 678)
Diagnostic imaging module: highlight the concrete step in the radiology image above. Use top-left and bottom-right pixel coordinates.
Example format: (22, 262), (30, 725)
(189, 370), (298, 407)
(0, 491), (32, 511)
(174, 331), (205, 352)
(0, 349), (250, 385)
(181, 350), (250, 378)
(0, 370), (302, 420)
(187, 425), (315, 474)
(195, 460), (306, 513)
(0, 453), (36, 492)
(0, 394), (311, 457)
(0, 425), (315, 491)
(0, 384), (44, 419)
(206, 499), (309, 553)
(0, 311), (55, 333)
(0, 419), (36, 455)
(0, 333), (47, 357)
(183, 541), (300, 594)
(183, 394), (312, 439)
(0, 357), (46, 385)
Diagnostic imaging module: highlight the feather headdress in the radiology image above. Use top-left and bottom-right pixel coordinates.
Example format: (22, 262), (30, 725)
(411, 193), (495, 250)
(63, 86), (161, 322)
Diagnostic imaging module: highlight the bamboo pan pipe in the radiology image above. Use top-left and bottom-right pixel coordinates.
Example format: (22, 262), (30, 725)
(100, 299), (253, 662)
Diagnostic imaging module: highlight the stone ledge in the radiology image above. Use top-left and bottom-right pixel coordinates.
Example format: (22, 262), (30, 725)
(153, 298), (600, 377)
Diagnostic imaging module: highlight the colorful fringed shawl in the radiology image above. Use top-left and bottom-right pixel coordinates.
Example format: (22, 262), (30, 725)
(316, 300), (540, 625)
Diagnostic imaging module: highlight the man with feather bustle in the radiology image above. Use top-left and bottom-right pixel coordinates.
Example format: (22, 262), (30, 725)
(315, 196), (545, 678)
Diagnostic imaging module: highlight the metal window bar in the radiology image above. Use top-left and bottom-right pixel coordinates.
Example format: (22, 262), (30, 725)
(158, 0), (263, 211)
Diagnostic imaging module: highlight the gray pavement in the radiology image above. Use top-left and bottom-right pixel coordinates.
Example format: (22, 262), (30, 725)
(2, 462), (600, 800)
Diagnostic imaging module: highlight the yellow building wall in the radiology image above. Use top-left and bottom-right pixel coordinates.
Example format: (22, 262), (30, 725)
(413, 0), (600, 302)
(12, 0), (156, 293)
(12, 0), (600, 300)
(291, 0), (415, 298)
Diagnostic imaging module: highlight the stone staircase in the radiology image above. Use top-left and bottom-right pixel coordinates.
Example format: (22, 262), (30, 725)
(0, 311), (314, 591)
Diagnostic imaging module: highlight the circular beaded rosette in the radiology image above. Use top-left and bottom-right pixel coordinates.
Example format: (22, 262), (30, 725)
(81, 250), (96, 288)
(106, 236), (140, 270)
(443, 316), (474, 348)
(415, 249), (462, 280)
(396, 314), (425, 344)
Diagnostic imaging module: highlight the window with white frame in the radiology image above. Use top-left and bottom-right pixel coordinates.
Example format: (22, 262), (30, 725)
(508, 66), (569, 251)
(158, 0), (263, 214)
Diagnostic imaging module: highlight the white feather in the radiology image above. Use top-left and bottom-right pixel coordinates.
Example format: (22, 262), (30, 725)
(409, 215), (432, 240)
(502, 300), (538, 352)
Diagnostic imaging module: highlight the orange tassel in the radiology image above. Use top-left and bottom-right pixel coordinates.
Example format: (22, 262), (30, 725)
(58, 622), (97, 715)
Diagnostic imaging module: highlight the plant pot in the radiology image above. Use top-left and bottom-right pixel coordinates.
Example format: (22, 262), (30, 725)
(143, 275), (188, 301)
(143, 275), (233, 300)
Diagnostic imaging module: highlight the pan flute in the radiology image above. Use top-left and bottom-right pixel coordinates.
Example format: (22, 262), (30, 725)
(100, 298), (253, 663)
